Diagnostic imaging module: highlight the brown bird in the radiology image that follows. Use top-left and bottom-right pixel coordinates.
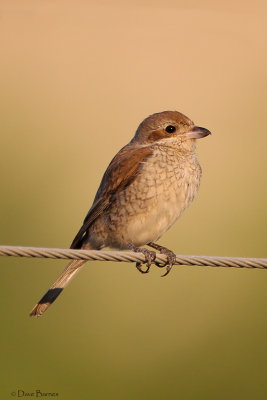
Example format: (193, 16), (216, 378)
(30, 111), (210, 317)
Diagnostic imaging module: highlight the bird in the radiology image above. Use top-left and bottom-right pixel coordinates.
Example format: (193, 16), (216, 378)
(30, 110), (211, 317)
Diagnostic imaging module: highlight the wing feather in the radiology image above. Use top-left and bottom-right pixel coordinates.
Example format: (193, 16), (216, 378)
(70, 144), (152, 249)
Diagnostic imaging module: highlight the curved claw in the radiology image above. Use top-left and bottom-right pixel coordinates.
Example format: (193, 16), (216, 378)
(136, 262), (150, 274)
(128, 243), (156, 275)
(161, 251), (176, 277)
(148, 243), (176, 277)
(161, 264), (173, 277)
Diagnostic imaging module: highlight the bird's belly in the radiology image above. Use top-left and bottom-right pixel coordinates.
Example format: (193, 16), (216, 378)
(107, 179), (197, 248)
(123, 188), (188, 246)
(91, 152), (201, 250)
(125, 203), (178, 246)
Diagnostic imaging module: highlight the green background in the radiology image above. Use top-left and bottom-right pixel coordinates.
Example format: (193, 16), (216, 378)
(0, 1), (266, 399)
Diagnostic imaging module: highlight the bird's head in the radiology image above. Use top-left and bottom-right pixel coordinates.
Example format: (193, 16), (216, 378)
(132, 111), (211, 152)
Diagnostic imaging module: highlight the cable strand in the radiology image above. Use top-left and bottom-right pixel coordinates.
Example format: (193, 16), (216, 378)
(0, 245), (266, 269)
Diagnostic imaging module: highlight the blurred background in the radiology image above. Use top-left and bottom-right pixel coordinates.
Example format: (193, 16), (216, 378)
(0, 1), (266, 399)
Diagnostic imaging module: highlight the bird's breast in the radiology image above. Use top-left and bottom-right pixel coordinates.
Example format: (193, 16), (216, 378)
(102, 146), (202, 248)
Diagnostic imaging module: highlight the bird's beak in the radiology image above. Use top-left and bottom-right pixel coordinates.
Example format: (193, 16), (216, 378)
(184, 126), (211, 140)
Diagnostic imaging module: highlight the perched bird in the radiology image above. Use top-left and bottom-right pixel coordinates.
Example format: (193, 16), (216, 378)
(30, 111), (210, 317)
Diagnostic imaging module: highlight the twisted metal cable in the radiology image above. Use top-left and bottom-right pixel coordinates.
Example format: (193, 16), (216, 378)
(0, 245), (266, 269)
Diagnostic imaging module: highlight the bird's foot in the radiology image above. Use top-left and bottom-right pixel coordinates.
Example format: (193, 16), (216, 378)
(147, 242), (176, 277)
(128, 243), (156, 274)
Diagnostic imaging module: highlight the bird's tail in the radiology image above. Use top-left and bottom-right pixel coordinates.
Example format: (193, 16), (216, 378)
(29, 259), (86, 317)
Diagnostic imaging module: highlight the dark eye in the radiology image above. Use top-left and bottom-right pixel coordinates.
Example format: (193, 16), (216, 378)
(165, 125), (176, 133)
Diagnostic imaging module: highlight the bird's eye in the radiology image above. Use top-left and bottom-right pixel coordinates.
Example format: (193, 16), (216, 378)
(165, 125), (176, 133)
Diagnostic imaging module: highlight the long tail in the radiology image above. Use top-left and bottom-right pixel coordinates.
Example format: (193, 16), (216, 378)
(29, 259), (86, 317)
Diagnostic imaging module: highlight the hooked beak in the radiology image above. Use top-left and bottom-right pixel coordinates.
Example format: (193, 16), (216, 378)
(184, 126), (211, 140)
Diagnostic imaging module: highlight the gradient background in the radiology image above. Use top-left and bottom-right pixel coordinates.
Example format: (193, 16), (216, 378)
(0, 1), (267, 399)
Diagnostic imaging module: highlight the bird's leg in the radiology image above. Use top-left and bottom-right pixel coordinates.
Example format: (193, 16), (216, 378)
(147, 242), (177, 277)
(127, 243), (156, 274)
